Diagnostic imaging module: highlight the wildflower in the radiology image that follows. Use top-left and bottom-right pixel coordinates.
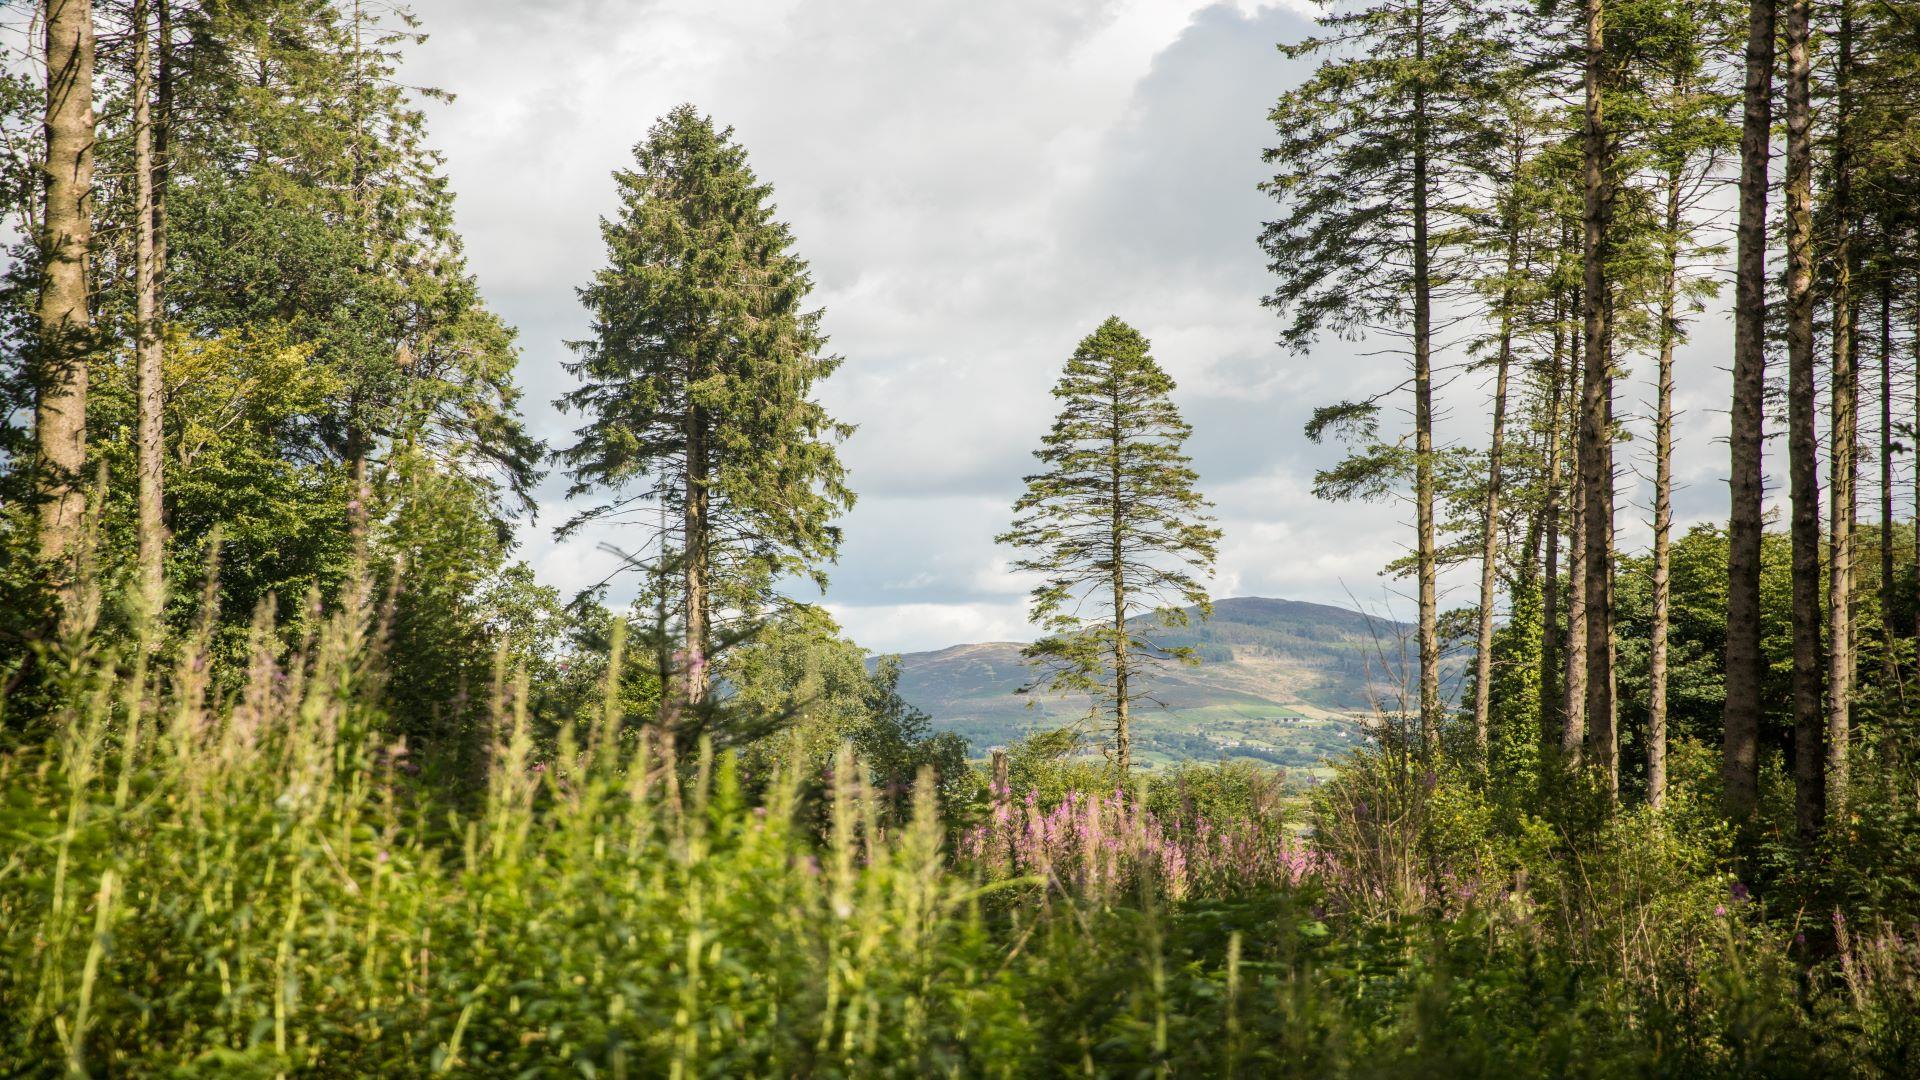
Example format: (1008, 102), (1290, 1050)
(1730, 881), (1750, 904)
(1714, 905), (1727, 918)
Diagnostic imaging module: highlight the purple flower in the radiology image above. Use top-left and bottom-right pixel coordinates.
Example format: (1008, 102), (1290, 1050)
(1730, 882), (1750, 904)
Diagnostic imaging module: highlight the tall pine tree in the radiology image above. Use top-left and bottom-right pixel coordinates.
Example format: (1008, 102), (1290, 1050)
(1264, 0), (1501, 747)
(558, 105), (852, 710)
(998, 318), (1219, 777)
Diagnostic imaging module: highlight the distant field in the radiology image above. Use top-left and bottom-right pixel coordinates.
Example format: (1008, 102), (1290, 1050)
(877, 596), (1445, 771)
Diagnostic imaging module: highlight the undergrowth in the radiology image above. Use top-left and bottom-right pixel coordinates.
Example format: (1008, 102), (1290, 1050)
(2, 588), (1917, 1076)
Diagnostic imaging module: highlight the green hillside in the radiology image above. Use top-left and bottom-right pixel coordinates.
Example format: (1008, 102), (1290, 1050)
(881, 597), (1443, 772)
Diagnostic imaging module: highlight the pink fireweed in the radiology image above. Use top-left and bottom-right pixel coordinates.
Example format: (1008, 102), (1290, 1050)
(962, 784), (1317, 901)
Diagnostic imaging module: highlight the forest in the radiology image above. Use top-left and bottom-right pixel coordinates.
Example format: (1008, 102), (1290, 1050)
(1, 0), (1918, 1075)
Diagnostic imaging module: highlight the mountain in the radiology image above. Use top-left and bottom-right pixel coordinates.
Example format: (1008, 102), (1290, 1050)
(880, 597), (1432, 773)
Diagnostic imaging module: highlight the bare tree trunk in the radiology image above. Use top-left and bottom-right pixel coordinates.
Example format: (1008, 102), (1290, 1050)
(1825, 0), (1856, 821)
(154, 0), (170, 280)
(347, 428), (371, 565)
(35, 0), (97, 620)
(1579, 0), (1615, 789)
(132, 0), (165, 618)
(684, 407), (711, 706)
(1649, 165), (1681, 810)
(1784, 0), (1825, 839)
(1111, 384), (1132, 776)
(1724, 0), (1776, 824)
(1411, 0), (1441, 753)
(1472, 178), (1521, 762)
(1564, 334), (1589, 764)
(343, 1), (373, 572)
(1539, 292), (1568, 753)
(1880, 275), (1897, 691)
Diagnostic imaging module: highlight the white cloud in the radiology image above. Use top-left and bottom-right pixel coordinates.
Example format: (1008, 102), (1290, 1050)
(825, 601), (1034, 654)
(401, 2), (1759, 653)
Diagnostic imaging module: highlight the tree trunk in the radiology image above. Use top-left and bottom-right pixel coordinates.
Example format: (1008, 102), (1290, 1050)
(1649, 165), (1681, 810)
(35, 0), (97, 619)
(1587, 363), (1620, 795)
(1724, 0), (1776, 824)
(347, 428), (371, 565)
(1563, 356), (1588, 764)
(1411, 0), (1441, 752)
(154, 0), (170, 281)
(684, 406), (711, 706)
(1825, 0), (1855, 821)
(1472, 178), (1521, 762)
(132, 0), (166, 618)
(1879, 275), (1896, 692)
(1538, 291), (1567, 753)
(1784, 0), (1825, 839)
(1111, 380), (1132, 776)
(1579, 0), (1615, 788)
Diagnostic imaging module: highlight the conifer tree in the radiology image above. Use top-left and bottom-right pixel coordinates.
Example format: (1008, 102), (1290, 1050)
(131, 0), (166, 616)
(1784, 0), (1825, 836)
(558, 105), (852, 709)
(1264, 0), (1501, 747)
(1628, 0), (1735, 809)
(35, 0), (96, 622)
(1577, 0), (1619, 792)
(1467, 97), (1538, 763)
(1723, 0), (1776, 822)
(1825, 0), (1859, 819)
(998, 318), (1219, 776)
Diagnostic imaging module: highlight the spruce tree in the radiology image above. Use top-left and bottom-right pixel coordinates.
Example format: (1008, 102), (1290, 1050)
(998, 318), (1219, 776)
(558, 105), (852, 709)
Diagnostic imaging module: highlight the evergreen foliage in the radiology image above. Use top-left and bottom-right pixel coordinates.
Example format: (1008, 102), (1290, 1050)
(556, 105), (852, 701)
(999, 318), (1219, 774)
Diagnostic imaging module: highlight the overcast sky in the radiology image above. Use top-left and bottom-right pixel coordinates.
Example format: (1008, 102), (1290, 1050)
(399, 0), (1748, 654)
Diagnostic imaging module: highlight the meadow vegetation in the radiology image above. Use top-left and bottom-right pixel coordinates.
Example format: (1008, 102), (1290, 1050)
(4, 571), (1918, 1075)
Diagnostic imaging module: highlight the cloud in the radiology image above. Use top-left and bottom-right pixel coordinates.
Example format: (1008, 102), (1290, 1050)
(825, 601), (1033, 655)
(401, 2), (1757, 653)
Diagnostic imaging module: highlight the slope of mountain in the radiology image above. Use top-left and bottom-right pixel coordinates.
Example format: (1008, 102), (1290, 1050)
(881, 597), (1425, 772)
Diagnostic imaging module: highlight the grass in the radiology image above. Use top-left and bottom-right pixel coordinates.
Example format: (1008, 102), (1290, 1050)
(4, 588), (1919, 1075)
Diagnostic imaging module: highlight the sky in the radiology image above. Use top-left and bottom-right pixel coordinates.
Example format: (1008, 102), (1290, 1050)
(399, 0), (1748, 654)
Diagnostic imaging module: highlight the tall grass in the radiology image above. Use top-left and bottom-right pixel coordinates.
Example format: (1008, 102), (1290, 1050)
(3, 584), (1918, 1075)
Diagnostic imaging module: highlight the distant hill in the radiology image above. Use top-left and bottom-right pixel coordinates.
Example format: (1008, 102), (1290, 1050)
(879, 597), (1438, 773)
